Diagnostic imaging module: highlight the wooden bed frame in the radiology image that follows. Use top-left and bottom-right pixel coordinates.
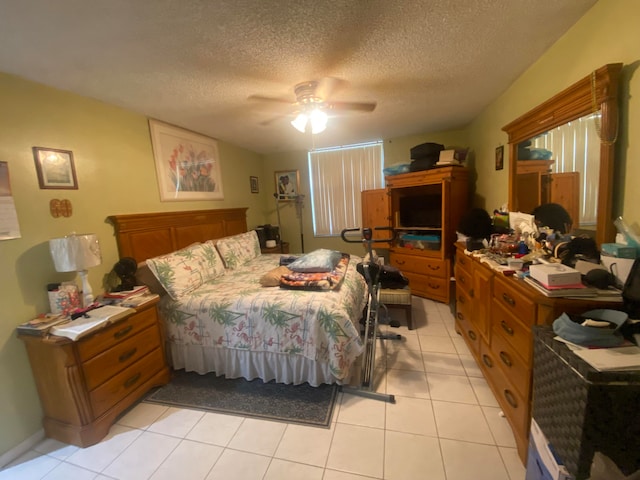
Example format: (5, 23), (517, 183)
(107, 208), (248, 262)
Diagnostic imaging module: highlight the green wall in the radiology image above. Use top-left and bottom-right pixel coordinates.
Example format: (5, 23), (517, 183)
(0, 73), (268, 457)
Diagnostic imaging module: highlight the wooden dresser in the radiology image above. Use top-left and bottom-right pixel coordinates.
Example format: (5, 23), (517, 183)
(19, 299), (170, 447)
(454, 243), (622, 462)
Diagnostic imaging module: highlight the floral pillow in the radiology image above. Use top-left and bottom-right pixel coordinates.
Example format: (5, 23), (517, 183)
(215, 231), (261, 269)
(145, 241), (225, 300)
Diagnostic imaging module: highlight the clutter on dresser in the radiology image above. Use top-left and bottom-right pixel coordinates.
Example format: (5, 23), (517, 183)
(16, 313), (69, 337)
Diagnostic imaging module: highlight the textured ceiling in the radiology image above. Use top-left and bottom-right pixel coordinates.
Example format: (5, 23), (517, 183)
(0, 0), (596, 154)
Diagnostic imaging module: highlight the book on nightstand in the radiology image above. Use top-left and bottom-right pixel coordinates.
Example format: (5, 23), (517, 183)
(16, 314), (70, 336)
(49, 305), (135, 341)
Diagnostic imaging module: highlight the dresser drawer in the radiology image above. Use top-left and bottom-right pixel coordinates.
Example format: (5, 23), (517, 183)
(455, 250), (472, 273)
(493, 276), (535, 326)
(492, 300), (533, 362)
(405, 271), (449, 302)
(77, 307), (158, 362)
(90, 348), (164, 418)
(390, 253), (448, 279)
(83, 325), (161, 391)
(454, 263), (473, 296)
(488, 362), (529, 439)
(490, 325), (531, 397)
(455, 291), (480, 355)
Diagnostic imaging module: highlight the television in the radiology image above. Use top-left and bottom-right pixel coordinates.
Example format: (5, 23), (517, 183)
(398, 193), (442, 228)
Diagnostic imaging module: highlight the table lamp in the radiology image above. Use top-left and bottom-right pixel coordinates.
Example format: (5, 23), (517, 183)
(49, 233), (102, 307)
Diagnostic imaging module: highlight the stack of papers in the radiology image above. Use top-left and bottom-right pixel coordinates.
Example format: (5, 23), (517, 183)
(555, 336), (640, 371)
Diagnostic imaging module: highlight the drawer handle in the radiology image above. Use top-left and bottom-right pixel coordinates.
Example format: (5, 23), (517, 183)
(468, 330), (477, 341)
(396, 259), (406, 265)
(427, 265), (440, 271)
(456, 312), (464, 321)
(459, 257), (466, 266)
(482, 354), (493, 368)
(459, 277), (466, 284)
(458, 295), (465, 305)
(504, 389), (518, 408)
(469, 288), (474, 298)
(502, 293), (515, 307)
(124, 372), (142, 389)
(500, 320), (514, 336)
(428, 283), (440, 290)
(499, 351), (512, 367)
(114, 325), (133, 339)
(119, 348), (138, 363)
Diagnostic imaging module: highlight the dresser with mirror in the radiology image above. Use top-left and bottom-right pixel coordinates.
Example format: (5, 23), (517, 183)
(455, 64), (625, 463)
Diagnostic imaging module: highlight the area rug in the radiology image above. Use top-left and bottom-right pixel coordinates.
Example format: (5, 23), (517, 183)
(144, 369), (339, 428)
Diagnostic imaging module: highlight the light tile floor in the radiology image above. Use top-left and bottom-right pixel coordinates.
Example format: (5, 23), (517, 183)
(1, 297), (527, 480)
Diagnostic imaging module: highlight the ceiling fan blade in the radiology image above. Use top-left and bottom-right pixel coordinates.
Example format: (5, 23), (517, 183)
(247, 94), (292, 105)
(326, 101), (377, 113)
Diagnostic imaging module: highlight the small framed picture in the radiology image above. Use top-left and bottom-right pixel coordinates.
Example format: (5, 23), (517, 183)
(33, 147), (78, 190)
(275, 170), (300, 201)
(250, 176), (259, 194)
(495, 145), (504, 171)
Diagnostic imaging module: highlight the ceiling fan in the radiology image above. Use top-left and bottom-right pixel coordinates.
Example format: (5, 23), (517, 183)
(248, 78), (377, 134)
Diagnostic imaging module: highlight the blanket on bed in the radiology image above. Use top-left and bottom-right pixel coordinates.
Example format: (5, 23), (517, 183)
(157, 254), (367, 382)
(279, 253), (350, 290)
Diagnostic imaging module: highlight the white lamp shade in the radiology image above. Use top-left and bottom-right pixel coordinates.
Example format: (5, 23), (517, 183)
(49, 234), (102, 272)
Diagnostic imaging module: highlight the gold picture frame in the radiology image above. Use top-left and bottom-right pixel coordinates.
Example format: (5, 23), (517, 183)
(275, 170), (300, 201)
(33, 147), (78, 190)
(149, 119), (224, 201)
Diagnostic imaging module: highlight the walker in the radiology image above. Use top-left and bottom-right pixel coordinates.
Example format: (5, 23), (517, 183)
(341, 226), (401, 403)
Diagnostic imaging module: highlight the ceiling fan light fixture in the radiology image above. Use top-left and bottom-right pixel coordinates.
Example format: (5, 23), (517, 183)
(291, 113), (308, 133)
(310, 109), (327, 134)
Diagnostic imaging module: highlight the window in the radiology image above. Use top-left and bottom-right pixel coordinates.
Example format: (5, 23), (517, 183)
(530, 113), (600, 227)
(308, 142), (384, 236)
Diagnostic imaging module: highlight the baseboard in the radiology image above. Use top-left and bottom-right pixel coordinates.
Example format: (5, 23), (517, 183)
(0, 429), (45, 468)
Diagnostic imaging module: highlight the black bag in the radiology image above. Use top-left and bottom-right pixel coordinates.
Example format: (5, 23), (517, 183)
(379, 264), (409, 289)
(622, 258), (640, 318)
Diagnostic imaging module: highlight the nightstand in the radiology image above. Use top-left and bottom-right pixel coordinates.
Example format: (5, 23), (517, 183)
(18, 298), (170, 447)
(261, 241), (290, 254)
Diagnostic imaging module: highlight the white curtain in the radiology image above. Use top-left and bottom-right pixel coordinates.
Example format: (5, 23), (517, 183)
(309, 142), (384, 236)
(531, 113), (600, 226)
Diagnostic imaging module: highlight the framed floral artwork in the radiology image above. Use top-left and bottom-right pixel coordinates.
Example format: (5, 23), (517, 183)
(149, 119), (224, 201)
(275, 170), (300, 201)
(32, 147), (78, 190)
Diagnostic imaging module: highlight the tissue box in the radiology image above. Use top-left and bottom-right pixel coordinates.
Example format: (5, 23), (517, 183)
(601, 243), (637, 259)
(529, 263), (581, 287)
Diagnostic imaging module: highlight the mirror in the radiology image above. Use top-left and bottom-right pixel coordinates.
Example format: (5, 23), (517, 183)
(502, 63), (622, 247)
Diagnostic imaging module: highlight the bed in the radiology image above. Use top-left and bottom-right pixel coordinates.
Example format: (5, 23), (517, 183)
(107, 209), (367, 386)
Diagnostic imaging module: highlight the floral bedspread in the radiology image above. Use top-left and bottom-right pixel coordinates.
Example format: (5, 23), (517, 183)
(158, 254), (367, 381)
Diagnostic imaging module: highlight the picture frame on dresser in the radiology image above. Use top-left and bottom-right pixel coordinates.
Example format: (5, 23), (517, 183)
(149, 119), (224, 202)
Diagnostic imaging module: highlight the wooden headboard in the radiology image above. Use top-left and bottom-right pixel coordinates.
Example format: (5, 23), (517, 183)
(107, 208), (248, 262)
